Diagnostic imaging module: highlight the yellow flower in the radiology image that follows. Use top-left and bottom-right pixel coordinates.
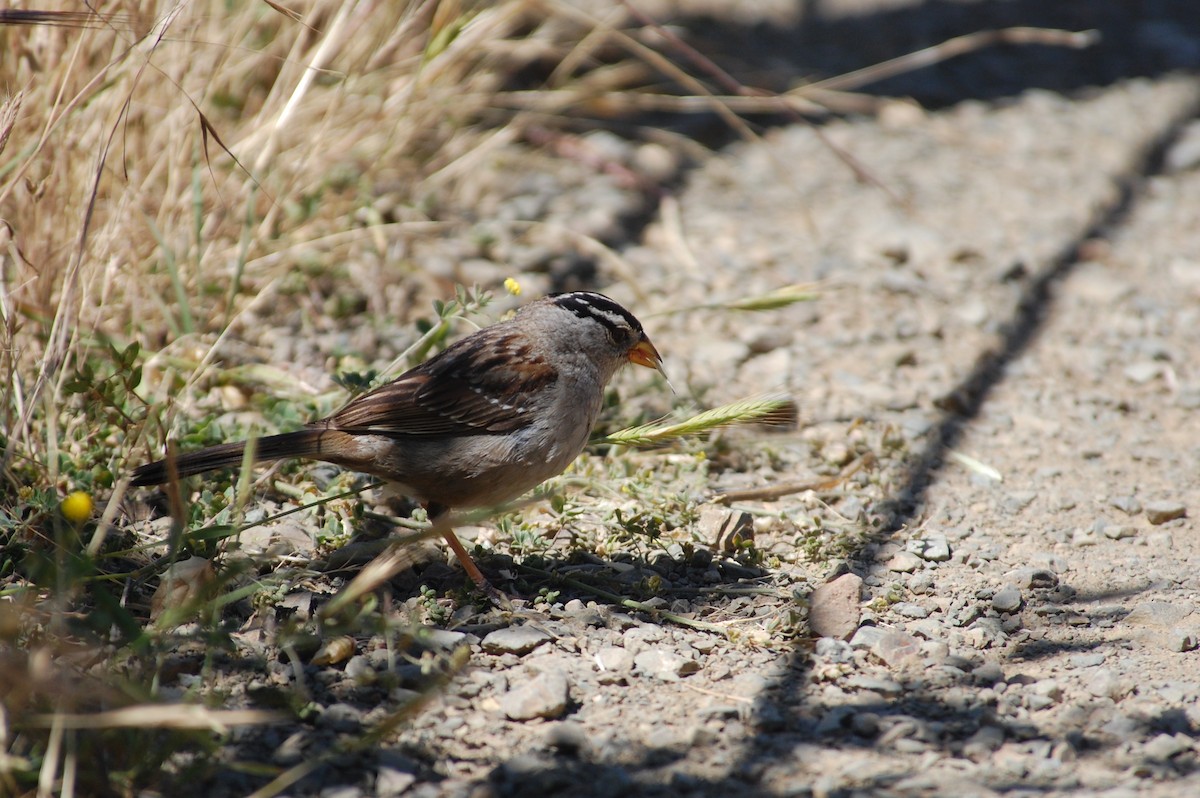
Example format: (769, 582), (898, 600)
(503, 277), (521, 296)
(61, 491), (93, 525)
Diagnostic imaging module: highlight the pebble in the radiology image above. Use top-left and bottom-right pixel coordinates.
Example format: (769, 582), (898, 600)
(887, 551), (924, 572)
(1003, 567), (1058, 589)
(1124, 601), (1193, 629)
(344, 655), (374, 682)
(594, 646), (633, 674)
(850, 626), (922, 668)
(499, 672), (571, 721)
(1086, 669), (1124, 700)
(1110, 495), (1142, 515)
(1102, 523), (1137, 540)
(481, 625), (553, 656)
(973, 661), (1005, 685)
(1069, 652), (1107, 668)
(1145, 500), (1186, 525)
(907, 535), (951, 562)
(892, 602), (930, 619)
(633, 649), (700, 680)
(376, 765), (417, 797)
(1143, 733), (1193, 762)
(1167, 628), (1198, 652)
(845, 675), (903, 696)
(543, 721), (589, 755)
(318, 703), (365, 733)
(992, 587), (1023, 613)
(1124, 361), (1162, 384)
(809, 573), (863, 639)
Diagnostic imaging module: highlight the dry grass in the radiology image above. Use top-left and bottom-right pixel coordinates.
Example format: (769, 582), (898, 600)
(0, 2), (670, 793)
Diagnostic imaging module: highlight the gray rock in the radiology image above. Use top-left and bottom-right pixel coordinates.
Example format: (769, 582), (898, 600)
(973, 661), (1005, 685)
(1110, 495), (1143, 515)
(1144, 733), (1193, 762)
(1168, 628), (1198, 652)
(962, 725), (1006, 762)
(1086, 668), (1124, 700)
(992, 587), (1023, 613)
(481, 625), (553, 656)
(1069, 652), (1107, 668)
(376, 766), (417, 797)
(907, 535), (951, 562)
(1102, 523), (1137, 540)
(344, 655), (374, 682)
(850, 626), (922, 668)
(594, 646), (633, 674)
(845, 675), (903, 695)
(1124, 361), (1162, 384)
(1146, 500), (1187, 525)
(1125, 601), (1193, 629)
(633, 649), (700, 680)
(887, 551), (924, 572)
(543, 721), (589, 754)
(892, 602), (930, 619)
(318, 703), (365, 733)
(1003, 567), (1058, 589)
(809, 573), (863, 639)
(500, 672), (571, 721)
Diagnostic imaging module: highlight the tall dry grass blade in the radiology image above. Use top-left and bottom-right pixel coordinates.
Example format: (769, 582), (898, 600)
(597, 396), (797, 447)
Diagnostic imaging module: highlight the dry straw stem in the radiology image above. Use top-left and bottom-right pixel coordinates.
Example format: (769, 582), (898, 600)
(26, 705), (284, 731)
(597, 396), (796, 448)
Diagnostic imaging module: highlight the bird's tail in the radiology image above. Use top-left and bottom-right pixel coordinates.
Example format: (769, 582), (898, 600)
(130, 429), (327, 487)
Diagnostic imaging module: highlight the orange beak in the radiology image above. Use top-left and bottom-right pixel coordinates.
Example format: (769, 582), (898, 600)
(628, 336), (667, 381)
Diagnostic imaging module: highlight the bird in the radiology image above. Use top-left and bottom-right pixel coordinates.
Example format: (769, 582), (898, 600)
(131, 291), (665, 598)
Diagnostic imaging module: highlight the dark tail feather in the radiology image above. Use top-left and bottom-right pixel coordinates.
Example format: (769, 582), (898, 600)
(130, 429), (326, 487)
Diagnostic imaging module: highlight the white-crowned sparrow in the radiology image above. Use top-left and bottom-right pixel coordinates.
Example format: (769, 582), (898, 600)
(132, 291), (664, 594)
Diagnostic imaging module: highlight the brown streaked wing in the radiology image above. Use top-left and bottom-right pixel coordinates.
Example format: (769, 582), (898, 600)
(328, 331), (557, 436)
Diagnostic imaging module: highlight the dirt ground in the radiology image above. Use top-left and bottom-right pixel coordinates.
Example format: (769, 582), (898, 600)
(118, 2), (1200, 796)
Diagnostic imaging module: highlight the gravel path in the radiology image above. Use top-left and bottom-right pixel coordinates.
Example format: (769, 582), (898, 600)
(169, 6), (1200, 796)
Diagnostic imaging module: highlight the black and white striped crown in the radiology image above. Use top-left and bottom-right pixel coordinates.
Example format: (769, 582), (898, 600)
(550, 291), (643, 336)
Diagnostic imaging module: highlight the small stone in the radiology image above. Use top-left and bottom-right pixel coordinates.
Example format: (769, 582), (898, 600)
(1145, 500), (1186, 525)
(1125, 601), (1193, 629)
(594, 646), (633, 673)
(887, 551), (923, 573)
(844, 675), (902, 696)
(1110, 495), (1142, 515)
(809, 573), (863, 639)
(376, 766), (417, 797)
(992, 587), (1023, 613)
(696, 505), (755, 552)
(633, 649), (700, 680)
(852, 712), (881, 737)
(1086, 669), (1124, 700)
(850, 626), (922, 668)
(962, 725), (1006, 762)
(906, 535), (951, 562)
(1103, 523), (1137, 540)
(499, 672), (570, 721)
(1124, 361), (1162, 384)
(543, 721), (588, 755)
(892, 602), (930, 619)
(481, 625), (553, 656)
(1068, 652), (1106, 668)
(1144, 733), (1192, 762)
(344, 655), (374, 682)
(1168, 629), (1198, 652)
(1033, 679), (1063, 701)
(1001, 491), (1037, 514)
(318, 703), (365, 733)
(973, 662), (1005, 685)
(1003, 567), (1058, 589)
